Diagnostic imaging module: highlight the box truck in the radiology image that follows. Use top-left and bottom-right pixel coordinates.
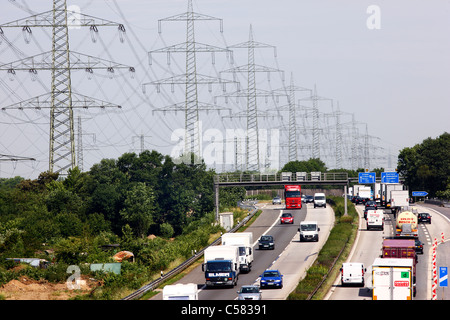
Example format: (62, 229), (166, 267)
(372, 258), (414, 300)
(221, 232), (254, 273)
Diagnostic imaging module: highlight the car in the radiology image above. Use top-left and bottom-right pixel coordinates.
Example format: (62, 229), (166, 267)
(272, 196), (282, 205)
(258, 235), (274, 250)
(260, 269), (283, 289)
(415, 239), (424, 254)
(280, 212), (294, 224)
(237, 285), (262, 300)
(365, 200), (377, 209)
(418, 213), (431, 224)
(305, 195), (314, 203)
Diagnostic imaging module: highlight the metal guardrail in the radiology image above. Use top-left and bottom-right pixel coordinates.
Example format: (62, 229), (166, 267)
(214, 172), (348, 185)
(122, 203), (259, 300)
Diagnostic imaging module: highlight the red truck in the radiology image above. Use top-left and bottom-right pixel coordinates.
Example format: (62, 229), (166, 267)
(284, 185), (302, 209)
(382, 239), (417, 297)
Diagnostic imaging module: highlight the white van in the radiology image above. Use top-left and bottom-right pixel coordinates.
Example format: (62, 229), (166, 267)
(298, 221), (320, 242)
(313, 192), (326, 208)
(340, 263), (366, 287)
(366, 209), (384, 230)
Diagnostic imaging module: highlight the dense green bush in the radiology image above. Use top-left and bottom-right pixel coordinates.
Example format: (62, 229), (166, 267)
(0, 150), (223, 299)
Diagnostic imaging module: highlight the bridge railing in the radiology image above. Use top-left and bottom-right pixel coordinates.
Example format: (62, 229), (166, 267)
(214, 172), (348, 184)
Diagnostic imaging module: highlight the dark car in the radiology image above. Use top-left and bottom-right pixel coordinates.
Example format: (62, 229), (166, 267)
(280, 212), (294, 224)
(415, 239), (424, 254)
(305, 195), (314, 203)
(365, 200), (377, 209)
(260, 269), (283, 289)
(418, 213), (431, 224)
(258, 235), (274, 250)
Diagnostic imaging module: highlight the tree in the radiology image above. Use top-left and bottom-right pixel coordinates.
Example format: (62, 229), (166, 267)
(398, 132), (450, 197)
(120, 182), (156, 238)
(280, 158), (327, 173)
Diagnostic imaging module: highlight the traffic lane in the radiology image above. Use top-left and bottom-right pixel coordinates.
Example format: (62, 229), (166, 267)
(415, 205), (450, 300)
(437, 241), (450, 300)
(418, 203), (450, 221)
(198, 204), (307, 300)
(261, 203), (335, 300)
(380, 210), (429, 300)
(327, 205), (387, 300)
(149, 203), (295, 300)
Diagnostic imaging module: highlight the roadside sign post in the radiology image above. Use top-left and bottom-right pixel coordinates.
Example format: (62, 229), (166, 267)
(412, 191), (429, 203)
(439, 267), (448, 299)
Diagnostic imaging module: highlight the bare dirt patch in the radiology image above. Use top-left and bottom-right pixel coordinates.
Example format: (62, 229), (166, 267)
(0, 275), (98, 300)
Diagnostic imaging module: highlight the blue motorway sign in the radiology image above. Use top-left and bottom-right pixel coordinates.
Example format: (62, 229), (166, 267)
(439, 267), (448, 287)
(381, 172), (399, 184)
(358, 172), (376, 184)
(412, 191), (428, 197)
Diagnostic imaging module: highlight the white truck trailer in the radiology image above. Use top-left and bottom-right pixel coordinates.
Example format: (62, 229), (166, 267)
(358, 186), (372, 200)
(372, 258), (414, 300)
(390, 190), (410, 214)
(202, 245), (240, 287)
(221, 232), (254, 273)
(382, 183), (403, 208)
(162, 283), (198, 300)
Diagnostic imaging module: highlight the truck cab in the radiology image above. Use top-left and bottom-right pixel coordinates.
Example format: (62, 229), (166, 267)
(202, 246), (240, 288)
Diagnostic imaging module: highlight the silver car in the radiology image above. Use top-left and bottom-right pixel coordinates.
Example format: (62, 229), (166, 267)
(272, 196), (282, 205)
(237, 285), (262, 300)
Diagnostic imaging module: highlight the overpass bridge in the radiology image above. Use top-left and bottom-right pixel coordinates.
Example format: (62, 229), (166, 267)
(213, 172), (349, 219)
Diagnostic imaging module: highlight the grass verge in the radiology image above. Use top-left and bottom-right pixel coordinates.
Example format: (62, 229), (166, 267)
(287, 196), (359, 300)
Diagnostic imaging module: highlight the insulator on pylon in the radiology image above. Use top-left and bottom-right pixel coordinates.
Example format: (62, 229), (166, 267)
(90, 25), (98, 43)
(118, 24), (126, 43)
(22, 26), (32, 44)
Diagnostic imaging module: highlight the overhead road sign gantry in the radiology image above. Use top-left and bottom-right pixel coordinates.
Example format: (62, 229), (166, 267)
(358, 172), (376, 184)
(381, 172), (399, 184)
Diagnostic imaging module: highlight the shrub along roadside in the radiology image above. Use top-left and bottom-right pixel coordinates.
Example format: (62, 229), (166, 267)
(287, 196), (359, 300)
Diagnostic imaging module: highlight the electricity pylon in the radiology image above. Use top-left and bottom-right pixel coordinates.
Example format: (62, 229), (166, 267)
(146, 0), (234, 162)
(0, 0), (133, 175)
(299, 85), (332, 160)
(271, 73), (311, 162)
(219, 25), (282, 172)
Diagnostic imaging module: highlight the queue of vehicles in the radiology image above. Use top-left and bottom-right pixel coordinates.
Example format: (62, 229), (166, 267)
(346, 182), (433, 300)
(166, 186), (323, 300)
(164, 181), (432, 301)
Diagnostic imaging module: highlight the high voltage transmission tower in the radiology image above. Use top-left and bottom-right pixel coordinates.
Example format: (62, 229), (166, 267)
(0, 0), (134, 175)
(145, 0), (234, 163)
(299, 85), (332, 160)
(271, 73), (311, 162)
(219, 25), (283, 172)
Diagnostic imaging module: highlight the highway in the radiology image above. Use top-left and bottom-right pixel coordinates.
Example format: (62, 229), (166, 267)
(326, 203), (450, 300)
(151, 201), (335, 300)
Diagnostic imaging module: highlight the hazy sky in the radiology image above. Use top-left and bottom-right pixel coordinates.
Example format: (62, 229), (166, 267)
(0, 0), (449, 178)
